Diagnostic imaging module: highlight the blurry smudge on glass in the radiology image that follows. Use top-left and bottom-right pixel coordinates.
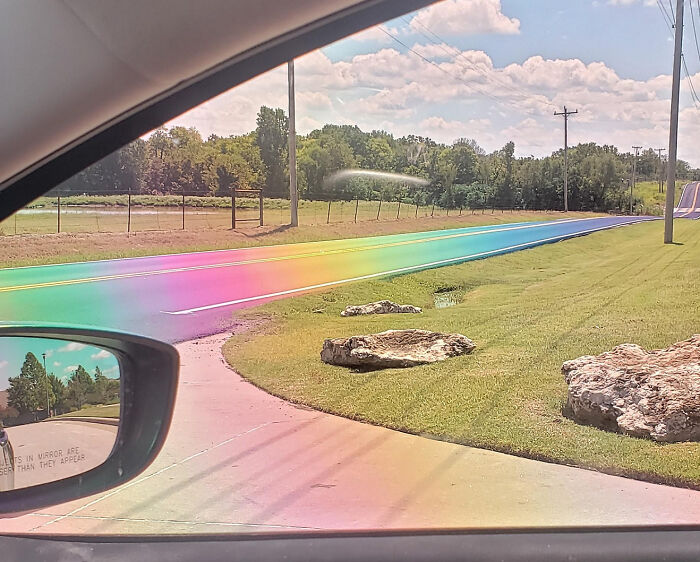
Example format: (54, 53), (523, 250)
(0, 337), (120, 491)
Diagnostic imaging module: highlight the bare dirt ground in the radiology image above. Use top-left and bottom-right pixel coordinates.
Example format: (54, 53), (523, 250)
(0, 211), (598, 268)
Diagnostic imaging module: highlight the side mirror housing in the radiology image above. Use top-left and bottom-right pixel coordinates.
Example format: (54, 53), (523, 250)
(0, 326), (178, 514)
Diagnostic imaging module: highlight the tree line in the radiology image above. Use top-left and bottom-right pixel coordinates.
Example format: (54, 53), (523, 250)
(54, 106), (699, 213)
(0, 353), (119, 424)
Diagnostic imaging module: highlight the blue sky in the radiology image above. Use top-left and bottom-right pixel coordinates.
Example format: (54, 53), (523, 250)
(0, 338), (119, 392)
(170, 0), (700, 165)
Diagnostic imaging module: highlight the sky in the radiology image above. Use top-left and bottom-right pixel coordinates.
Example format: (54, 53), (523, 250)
(0, 339), (119, 392)
(166, 0), (700, 166)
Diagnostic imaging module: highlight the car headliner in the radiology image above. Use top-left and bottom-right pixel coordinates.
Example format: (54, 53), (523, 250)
(0, 0), (430, 196)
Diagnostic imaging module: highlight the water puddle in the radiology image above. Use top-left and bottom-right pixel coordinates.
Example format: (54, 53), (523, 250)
(433, 287), (464, 309)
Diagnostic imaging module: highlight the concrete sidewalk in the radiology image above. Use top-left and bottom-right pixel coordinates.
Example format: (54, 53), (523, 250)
(3, 333), (700, 535)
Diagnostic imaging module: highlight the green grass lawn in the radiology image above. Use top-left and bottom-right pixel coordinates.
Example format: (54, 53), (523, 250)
(224, 219), (700, 489)
(636, 179), (688, 215)
(56, 403), (120, 419)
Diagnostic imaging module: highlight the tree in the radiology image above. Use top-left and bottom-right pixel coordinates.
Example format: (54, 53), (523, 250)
(66, 365), (95, 411)
(7, 352), (54, 416)
(47, 374), (66, 415)
(255, 106), (289, 198)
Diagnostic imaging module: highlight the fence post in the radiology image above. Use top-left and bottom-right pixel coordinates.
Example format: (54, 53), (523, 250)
(57, 195), (61, 233)
(182, 191), (185, 230)
(431, 202), (435, 217)
(327, 199), (331, 224)
(446, 207), (450, 216)
(459, 206), (462, 216)
(354, 198), (359, 223)
(396, 199), (401, 220)
(415, 203), (419, 218)
(259, 190), (264, 226)
(127, 191), (131, 233)
(231, 191), (236, 229)
(376, 196), (382, 220)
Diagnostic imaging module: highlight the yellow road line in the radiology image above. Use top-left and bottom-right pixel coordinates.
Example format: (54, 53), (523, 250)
(0, 217), (603, 294)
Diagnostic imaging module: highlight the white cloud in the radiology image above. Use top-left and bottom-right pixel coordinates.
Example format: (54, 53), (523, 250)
(168, 35), (700, 164)
(91, 349), (112, 360)
(53, 361), (61, 367)
(59, 342), (86, 352)
(607, 0), (655, 6)
(0, 360), (7, 370)
(409, 0), (520, 36)
(63, 365), (78, 373)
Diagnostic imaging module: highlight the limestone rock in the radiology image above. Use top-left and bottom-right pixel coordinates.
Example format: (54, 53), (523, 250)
(562, 336), (700, 442)
(340, 300), (422, 317)
(321, 329), (475, 369)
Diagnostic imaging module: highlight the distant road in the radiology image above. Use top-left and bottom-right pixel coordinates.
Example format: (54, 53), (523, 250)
(0, 216), (656, 342)
(674, 182), (700, 219)
(6, 420), (117, 489)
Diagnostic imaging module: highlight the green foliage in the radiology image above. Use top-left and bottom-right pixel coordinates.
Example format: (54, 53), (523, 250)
(66, 365), (96, 411)
(255, 106), (289, 198)
(51, 107), (699, 213)
(7, 352), (54, 415)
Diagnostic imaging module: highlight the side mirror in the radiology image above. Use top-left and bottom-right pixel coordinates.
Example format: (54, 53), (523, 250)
(0, 326), (178, 514)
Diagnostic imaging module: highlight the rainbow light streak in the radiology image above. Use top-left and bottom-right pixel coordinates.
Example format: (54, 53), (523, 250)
(0, 216), (657, 343)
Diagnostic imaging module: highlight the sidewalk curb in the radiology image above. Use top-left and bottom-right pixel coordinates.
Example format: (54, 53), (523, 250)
(48, 417), (119, 427)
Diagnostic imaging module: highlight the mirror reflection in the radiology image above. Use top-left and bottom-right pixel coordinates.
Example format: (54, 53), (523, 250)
(0, 337), (120, 491)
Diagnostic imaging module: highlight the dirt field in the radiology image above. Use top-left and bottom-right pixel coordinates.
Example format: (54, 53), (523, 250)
(0, 210), (600, 268)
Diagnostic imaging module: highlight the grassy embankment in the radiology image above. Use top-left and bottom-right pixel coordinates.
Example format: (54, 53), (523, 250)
(636, 179), (687, 215)
(55, 404), (120, 419)
(223, 219), (700, 489)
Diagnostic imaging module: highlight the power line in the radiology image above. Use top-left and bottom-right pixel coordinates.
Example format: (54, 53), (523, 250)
(681, 54), (700, 107)
(400, 16), (556, 112)
(690, 0), (700, 64)
(657, 0), (674, 32)
(377, 26), (537, 113)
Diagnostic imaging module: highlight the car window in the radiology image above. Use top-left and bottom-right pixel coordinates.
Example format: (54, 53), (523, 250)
(1, 0), (699, 536)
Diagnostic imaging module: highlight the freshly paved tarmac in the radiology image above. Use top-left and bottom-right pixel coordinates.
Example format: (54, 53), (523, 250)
(3, 334), (699, 535)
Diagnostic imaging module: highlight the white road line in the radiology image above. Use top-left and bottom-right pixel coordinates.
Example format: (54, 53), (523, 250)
(165, 218), (653, 315)
(0, 216), (601, 272)
(0, 217), (603, 294)
(0, 220), (539, 271)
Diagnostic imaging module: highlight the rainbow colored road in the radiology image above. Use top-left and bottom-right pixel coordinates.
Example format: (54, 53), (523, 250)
(674, 182), (700, 219)
(0, 215), (657, 343)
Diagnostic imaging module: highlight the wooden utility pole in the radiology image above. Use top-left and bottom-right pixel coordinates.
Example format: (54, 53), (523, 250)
(655, 148), (666, 193)
(631, 146), (642, 215)
(554, 106), (577, 212)
(288, 60), (299, 227)
(664, 0), (684, 244)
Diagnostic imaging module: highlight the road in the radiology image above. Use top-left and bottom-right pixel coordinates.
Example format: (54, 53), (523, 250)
(0, 215), (655, 343)
(5, 420), (117, 489)
(674, 181), (700, 219)
(5, 213), (700, 534)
